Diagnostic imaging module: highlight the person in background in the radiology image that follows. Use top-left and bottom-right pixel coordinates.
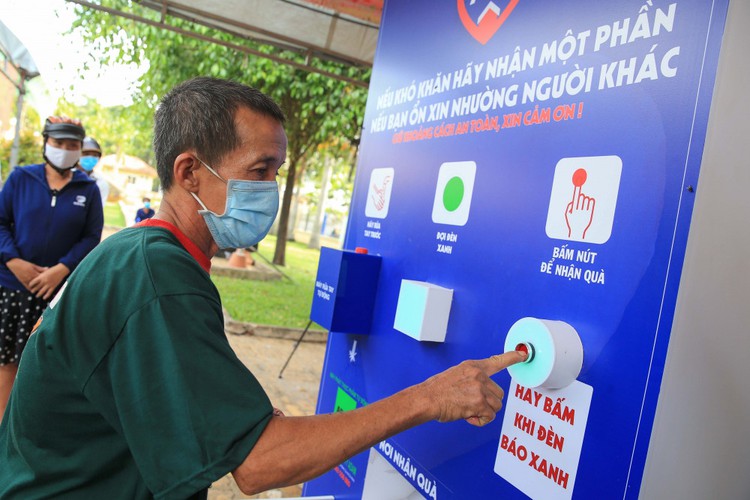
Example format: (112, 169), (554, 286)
(0, 116), (104, 421)
(135, 197), (155, 222)
(79, 136), (110, 205)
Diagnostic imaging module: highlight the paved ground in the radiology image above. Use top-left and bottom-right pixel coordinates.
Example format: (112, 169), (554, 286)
(208, 331), (327, 499)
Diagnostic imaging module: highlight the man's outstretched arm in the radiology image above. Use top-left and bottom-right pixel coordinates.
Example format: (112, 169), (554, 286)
(232, 351), (527, 495)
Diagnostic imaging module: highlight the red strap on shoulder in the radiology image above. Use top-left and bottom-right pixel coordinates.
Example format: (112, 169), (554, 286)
(136, 219), (211, 273)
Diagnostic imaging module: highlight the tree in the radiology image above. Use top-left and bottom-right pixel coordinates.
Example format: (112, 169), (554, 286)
(56, 97), (153, 162)
(303, 138), (357, 249)
(257, 63), (367, 264)
(0, 104), (42, 179)
(70, 1), (369, 265)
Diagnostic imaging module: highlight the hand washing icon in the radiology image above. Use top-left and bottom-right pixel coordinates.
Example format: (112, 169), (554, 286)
(371, 176), (392, 211)
(365, 168), (395, 219)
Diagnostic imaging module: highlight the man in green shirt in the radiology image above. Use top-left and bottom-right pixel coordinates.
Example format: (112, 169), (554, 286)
(0, 77), (526, 499)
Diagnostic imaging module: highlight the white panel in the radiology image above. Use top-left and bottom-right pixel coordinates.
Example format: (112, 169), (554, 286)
(641, 0), (750, 498)
(362, 449), (422, 500)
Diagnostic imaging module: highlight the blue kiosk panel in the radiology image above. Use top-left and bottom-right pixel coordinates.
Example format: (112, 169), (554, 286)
(305, 1), (729, 499)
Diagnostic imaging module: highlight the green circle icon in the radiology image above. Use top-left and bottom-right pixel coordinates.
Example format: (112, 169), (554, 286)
(443, 176), (464, 212)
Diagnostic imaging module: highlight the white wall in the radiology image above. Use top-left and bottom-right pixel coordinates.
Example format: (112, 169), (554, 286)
(641, 0), (750, 497)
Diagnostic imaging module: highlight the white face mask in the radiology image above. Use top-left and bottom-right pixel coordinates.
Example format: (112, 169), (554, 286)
(45, 143), (81, 170)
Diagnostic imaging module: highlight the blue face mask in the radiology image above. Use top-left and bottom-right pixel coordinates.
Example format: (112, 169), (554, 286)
(79, 156), (99, 172)
(190, 158), (279, 249)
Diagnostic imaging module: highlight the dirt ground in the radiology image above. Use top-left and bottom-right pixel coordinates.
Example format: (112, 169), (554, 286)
(208, 332), (327, 499)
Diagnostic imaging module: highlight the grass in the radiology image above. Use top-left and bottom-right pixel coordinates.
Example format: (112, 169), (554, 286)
(212, 234), (325, 330)
(103, 202), (126, 227)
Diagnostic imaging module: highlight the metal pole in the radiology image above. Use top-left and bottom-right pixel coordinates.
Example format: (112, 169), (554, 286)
(8, 75), (25, 176)
(278, 319), (314, 379)
(254, 250), (293, 282)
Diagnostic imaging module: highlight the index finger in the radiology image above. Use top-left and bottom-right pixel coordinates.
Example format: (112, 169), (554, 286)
(476, 350), (528, 376)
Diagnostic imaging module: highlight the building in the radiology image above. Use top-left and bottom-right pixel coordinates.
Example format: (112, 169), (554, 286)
(97, 153), (159, 202)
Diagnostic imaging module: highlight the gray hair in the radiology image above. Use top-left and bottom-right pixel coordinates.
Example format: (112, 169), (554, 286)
(153, 77), (285, 191)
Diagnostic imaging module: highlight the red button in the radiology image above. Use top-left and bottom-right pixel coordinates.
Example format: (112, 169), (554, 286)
(514, 342), (534, 362)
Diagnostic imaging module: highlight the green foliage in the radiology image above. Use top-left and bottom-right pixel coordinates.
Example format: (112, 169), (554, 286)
(0, 94), (153, 181)
(70, 2), (369, 147)
(103, 202), (126, 227)
(0, 104), (43, 179)
(212, 235), (324, 330)
(301, 140), (357, 219)
(0, 132), (41, 178)
(56, 98), (153, 163)
(70, 1), (369, 265)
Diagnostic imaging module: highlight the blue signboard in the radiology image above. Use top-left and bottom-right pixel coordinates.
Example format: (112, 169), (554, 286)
(304, 1), (729, 498)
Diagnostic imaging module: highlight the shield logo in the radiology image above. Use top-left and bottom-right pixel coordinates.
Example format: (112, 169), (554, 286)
(457, 0), (519, 45)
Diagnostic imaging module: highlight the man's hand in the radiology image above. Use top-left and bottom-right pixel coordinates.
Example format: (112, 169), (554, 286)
(232, 350), (527, 495)
(6, 258), (47, 291)
(418, 350), (527, 427)
(28, 263), (70, 300)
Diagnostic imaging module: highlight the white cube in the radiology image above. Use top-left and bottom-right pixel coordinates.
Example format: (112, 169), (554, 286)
(393, 279), (453, 342)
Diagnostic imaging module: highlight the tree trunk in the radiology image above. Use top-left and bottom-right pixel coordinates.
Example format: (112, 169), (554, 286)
(273, 157), (297, 266)
(287, 162), (306, 241)
(308, 156), (333, 250)
(286, 185), (299, 241)
(268, 181), (282, 237)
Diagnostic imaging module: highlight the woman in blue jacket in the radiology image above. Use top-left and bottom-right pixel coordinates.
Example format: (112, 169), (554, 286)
(0, 116), (103, 420)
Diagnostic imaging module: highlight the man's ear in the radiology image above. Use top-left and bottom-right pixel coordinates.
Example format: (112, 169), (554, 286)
(173, 153), (201, 192)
